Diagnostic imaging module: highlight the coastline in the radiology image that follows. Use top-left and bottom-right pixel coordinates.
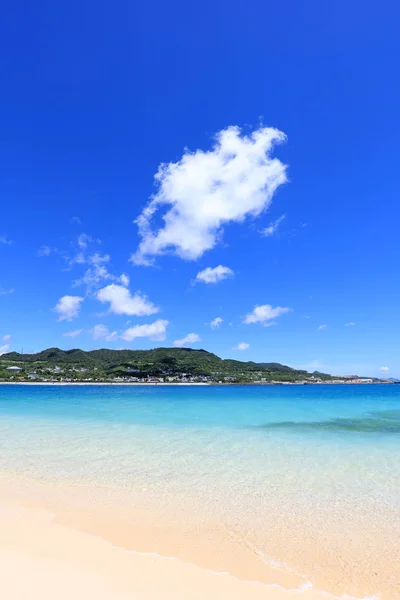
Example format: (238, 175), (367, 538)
(0, 381), (394, 386)
(1, 386), (399, 599)
(0, 498), (342, 600)
(0, 381), (210, 386)
(0, 473), (396, 599)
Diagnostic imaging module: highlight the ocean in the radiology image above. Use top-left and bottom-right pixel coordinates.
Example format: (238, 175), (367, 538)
(1, 383), (399, 597)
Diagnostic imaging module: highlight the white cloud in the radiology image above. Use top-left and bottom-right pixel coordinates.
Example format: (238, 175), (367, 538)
(210, 317), (223, 329)
(0, 334), (11, 355)
(0, 288), (15, 296)
(97, 284), (158, 316)
(71, 216), (81, 225)
(346, 322), (356, 327)
(37, 245), (54, 257)
(317, 324), (327, 330)
(261, 214), (285, 237)
(37, 234), (112, 277)
(233, 342), (250, 350)
(379, 366), (389, 373)
(63, 329), (83, 338)
(74, 265), (112, 291)
(131, 125), (287, 265)
(88, 253), (110, 265)
(120, 273), (130, 287)
(91, 324), (118, 342)
(121, 319), (169, 342)
(0, 234), (13, 245)
(173, 333), (200, 347)
(195, 265), (234, 284)
(54, 295), (84, 321)
(66, 234), (103, 266)
(72, 252), (86, 265)
(244, 304), (290, 325)
(74, 264), (130, 294)
(77, 233), (92, 250)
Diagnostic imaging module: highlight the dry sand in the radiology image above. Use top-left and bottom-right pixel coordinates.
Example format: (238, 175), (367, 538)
(0, 501), (335, 600)
(1, 474), (397, 599)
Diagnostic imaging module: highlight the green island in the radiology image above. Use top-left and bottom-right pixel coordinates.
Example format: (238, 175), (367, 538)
(0, 347), (392, 384)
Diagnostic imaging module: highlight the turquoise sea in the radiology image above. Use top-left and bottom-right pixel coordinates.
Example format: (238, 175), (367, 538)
(1, 383), (400, 483)
(0, 383), (399, 596)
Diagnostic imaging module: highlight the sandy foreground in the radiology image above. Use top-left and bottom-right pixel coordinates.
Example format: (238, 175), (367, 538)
(0, 500), (338, 600)
(0, 473), (396, 600)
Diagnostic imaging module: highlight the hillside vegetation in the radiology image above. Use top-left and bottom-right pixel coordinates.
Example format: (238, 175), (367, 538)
(0, 347), (332, 383)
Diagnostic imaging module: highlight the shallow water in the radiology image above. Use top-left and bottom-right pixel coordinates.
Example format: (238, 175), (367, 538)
(1, 384), (399, 490)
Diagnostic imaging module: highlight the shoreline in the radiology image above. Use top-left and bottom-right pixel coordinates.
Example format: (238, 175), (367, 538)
(0, 381), (394, 386)
(0, 381), (210, 386)
(1, 384), (399, 600)
(0, 498), (346, 600)
(0, 473), (396, 599)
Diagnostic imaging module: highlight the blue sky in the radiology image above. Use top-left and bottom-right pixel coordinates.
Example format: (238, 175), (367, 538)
(0, 0), (399, 377)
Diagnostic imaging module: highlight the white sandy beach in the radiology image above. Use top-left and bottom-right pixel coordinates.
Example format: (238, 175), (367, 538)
(0, 500), (335, 600)
(1, 473), (398, 600)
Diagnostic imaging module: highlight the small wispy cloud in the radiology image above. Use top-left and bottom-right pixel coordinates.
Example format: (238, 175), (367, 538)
(0, 344), (10, 355)
(0, 288), (15, 296)
(65, 233), (103, 267)
(37, 245), (57, 257)
(91, 324), (118, 342)
(88, 253), (110, 265)
(1, 334), (12, 342)
(121, 319), (169, 342)
(233, 342), (250, 350)
(261, 214), (285, 237)
(71, 216), (82, 225)
(210, 317), (223, 329)
(244, 304), (290, 326)
(195, 265), (234, 285)
(74, 265), (129, 295)
(77, 233), (92, 250)
(63, 329), (83, 338)
(173, 333), (200, 348)
(120, 273), (130, 287)
(345, 322), (356, 327)
(54, 295), (84, 322)
(73, 252), (130, 295)
(97, 284), (158, 317)
(379, 366), (389, 373)
(0, 234), (13, 245)
(39, 234), (129, 301)
(317, 324), (327, 330)
(38, 234), (104, 266)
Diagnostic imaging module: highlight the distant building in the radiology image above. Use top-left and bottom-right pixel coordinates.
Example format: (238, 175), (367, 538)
(7, 366), (22, 372)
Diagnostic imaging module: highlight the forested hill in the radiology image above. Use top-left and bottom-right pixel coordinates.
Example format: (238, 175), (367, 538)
(0, 347), (332, 382)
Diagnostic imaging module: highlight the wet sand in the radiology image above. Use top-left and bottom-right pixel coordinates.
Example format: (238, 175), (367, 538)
(1, 498), (343, 600)
(0, 474), (398, 599)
